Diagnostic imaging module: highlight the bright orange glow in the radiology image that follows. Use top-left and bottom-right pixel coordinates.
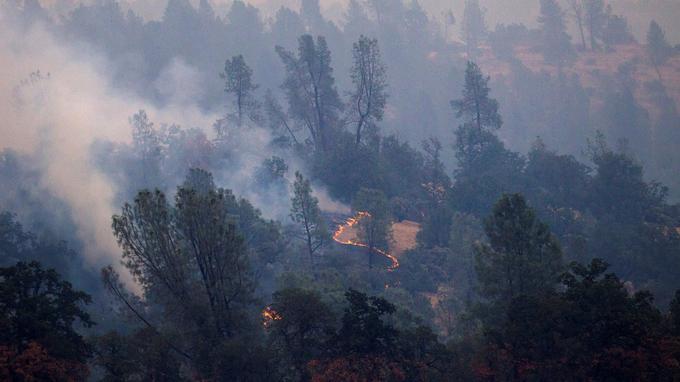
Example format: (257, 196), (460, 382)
(262, 306), (282, 328)
(332, 211), (399, 271)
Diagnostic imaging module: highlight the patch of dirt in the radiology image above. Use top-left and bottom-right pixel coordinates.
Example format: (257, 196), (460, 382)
(389, 220), (420, 257)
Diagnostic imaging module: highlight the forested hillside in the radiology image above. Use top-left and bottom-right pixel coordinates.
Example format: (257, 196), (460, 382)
(1, 0), (680, 380)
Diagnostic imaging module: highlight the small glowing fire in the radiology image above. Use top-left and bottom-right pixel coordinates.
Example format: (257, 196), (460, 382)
(332, 211), (400, 271)
(262, 306), (282, 328)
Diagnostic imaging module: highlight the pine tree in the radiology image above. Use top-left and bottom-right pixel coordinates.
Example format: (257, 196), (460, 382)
(290, 172), (328, 264)
(475, 194), (564, 303)
(277, 35), (342, 152)
(538, 0), (575, 69)
(583, 0), (606, 51)
(352, 188), (391, 269)
(647, 21), (672, 81)
(222, 54), (259, 127)
(349, 36), (387, 145)
(451, 61), (502, 132)
(461, 0), (486, 60)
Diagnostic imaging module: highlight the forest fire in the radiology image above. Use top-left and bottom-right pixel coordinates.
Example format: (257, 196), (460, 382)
(332, 212), (400, 271)
(262, 306), (282, 328)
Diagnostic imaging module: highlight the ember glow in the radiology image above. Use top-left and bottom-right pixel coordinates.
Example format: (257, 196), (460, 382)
(262, 306), (282, 328)
(332, 212), (400, 271)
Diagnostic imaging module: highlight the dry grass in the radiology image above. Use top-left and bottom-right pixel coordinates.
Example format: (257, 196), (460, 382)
(472, 43), (680, 119)
(389, 220), (420, 257)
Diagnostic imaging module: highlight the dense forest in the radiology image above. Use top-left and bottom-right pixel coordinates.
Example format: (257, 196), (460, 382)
(1, 0), (680, 380)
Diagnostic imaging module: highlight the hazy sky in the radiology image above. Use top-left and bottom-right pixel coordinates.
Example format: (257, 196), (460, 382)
(37, 0), (678, 42)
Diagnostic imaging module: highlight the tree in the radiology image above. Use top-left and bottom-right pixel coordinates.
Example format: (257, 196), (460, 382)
(538, 0), (575, 69)
(348, 36), (388, 145)
(335, 289), (398, 355)
(417, 138), (453, 248)
(264, 89), (300, 146)
(567, 0), (587, 50)
(670, 290), (680, 336)
(0, 261), (93, 379)
(475, 194), (564, 305)
(461, 0), (486, 59)
(352, 188), (391, 269)
(267, 288), (335, 380)
(91, 328), (183, 382)
(222, 54), (260, 127)
(290, 171), (329, 264)
(450, 62), (524, 217)
(130, 110), (163, 189)
(276, 35), (342, 152)
(583, 0), (606, 50)
(478, 259), (678, 380)
(451, 61), (502, 133)
(110, 169), (263, 378)
(647, 21), (672, 81)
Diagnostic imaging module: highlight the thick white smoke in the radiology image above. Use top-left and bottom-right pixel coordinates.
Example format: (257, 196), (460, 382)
(0, 11), (349, 291)
(0, 14), (216, 289)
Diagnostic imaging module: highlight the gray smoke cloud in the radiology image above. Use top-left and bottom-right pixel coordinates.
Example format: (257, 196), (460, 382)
(0, 9), (348, 290)
(0, 14), (217, 290)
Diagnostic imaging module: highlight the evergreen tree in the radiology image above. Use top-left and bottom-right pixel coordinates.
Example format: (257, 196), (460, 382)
(450, 62), (524, 216)
(277, 35), (342, 152)
(130, 110), (163, 189)
(647, 20), (672, 81)
(583, 0), (606, 51)
(538, 0), (575, 68)
(475, 194), (564, 304)
(0, 261), (94, 365)
(352, 188), (391, 269)
(268, 288), (334, 380)
(222, 54), (260, 127)
(567, 0), (587, 50)
(451, 61), (502, 132)
(461, 0), (486, 60)
(349, 36), (388, 145)
(290, 172), (328, 264)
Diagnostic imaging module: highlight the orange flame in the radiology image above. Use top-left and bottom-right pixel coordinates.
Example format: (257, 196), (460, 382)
(262, 306), (282, 328)
(332, 211), (399, 271)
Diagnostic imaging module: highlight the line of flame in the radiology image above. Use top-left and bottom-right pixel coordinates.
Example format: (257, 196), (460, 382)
(332, 211), (399, 271)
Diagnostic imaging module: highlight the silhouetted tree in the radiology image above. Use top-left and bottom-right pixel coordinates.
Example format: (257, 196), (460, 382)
(461, 0), (486, 59)
(0, 261), (93, 380)
(222, 54), (260, 127)
(268, 288), (334, 380)
(349, 36), (387, 145)
(277, 35), (342, 152)
(475, 194), (564, 304)
(584, 0), (606, 50)
(647, 20), (672, 81)
(538, 0), (575, 69)
(352, 188), (391, 269)
(290, 171), (328, 264)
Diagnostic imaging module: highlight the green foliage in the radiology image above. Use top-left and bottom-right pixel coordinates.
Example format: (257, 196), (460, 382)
(349, 35), (388, 145)
(647, 20), (673, 79)
(335, 289), (398, 355)
(92, 328), (184, 381)
(290, 171), (328, 263)
(670, 290), (680, 336)
(109, 169), (282, 379)
(0, 261), (93, 364)
(268, 288), (335, 380)
(276, 34), (342, 152)
(352, 188), (391, 268)
(461, 0), (486, 59)
(222, 54), (260, 127)
(451, 61), (502, 132)
(538, 0), (575, 68)
(475, 194), (564, 305)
